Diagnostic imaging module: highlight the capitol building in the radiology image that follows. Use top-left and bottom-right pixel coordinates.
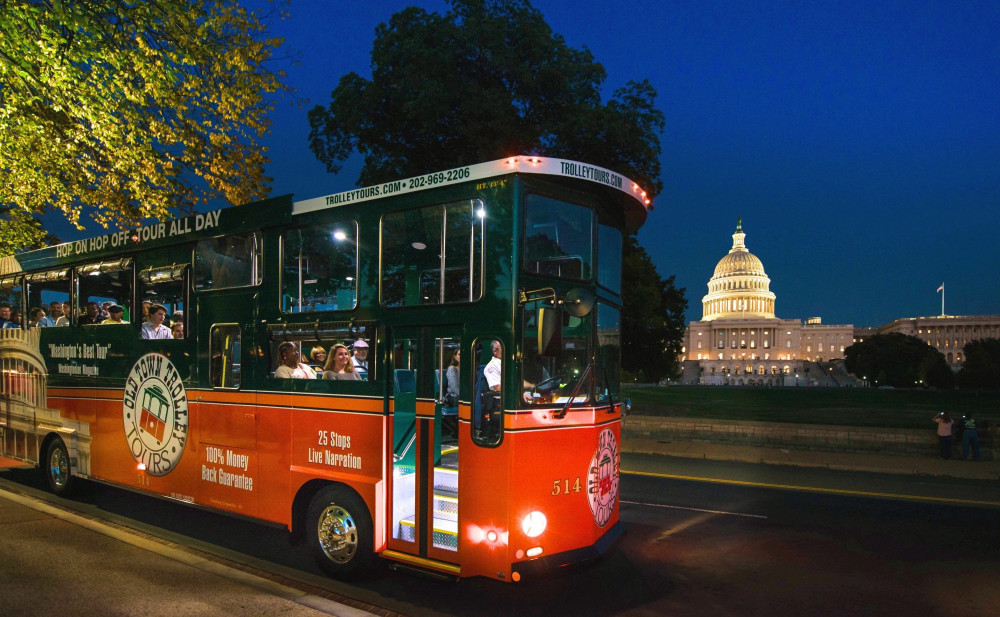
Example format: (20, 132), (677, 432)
(679, 219), (855, 386)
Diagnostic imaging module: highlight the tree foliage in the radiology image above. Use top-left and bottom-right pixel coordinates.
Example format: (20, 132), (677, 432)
(844, 333), (954, 389)
(0, 0), (288, 249)
(622, 237), (689, 381)
(307, 0), (664, 195)
(956, 338), (1000, 389)
(308, 0), (684, 377)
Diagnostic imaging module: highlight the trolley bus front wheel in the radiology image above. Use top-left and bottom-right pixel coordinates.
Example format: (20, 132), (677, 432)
(44, 437), (75, 496)
(306, 485), (375, 579)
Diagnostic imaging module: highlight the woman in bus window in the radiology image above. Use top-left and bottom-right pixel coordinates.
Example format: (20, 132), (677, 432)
(27, 307), (45, 328)
(323, 344), (360, 381)
(445, 349), (460, 406)
(275, 341), (316, 379)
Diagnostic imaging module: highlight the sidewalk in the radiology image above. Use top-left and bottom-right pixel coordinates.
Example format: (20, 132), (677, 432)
(622, 436), (1000, 481)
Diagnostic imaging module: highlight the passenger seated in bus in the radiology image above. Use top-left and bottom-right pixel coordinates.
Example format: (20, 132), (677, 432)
(78, 301), (105, 325)
(275, 341), (316, 379)
(141, 300), (151, 323)
(323, 343), (361, 381)
(104, 304), (128, 324)
(445, 349), (460, 407)
(309, 346), (326, 368)
(0, 303), (10, 328)
(27, 307), (45, 328)
(307, 346), (326, 377)
(141, 304), (173, 339)
(38, 301), (68, 327)
(170, 321), (184, 339)
(351, 339), (369, 377)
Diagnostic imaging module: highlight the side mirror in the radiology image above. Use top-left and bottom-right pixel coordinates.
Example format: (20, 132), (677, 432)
(537, 305), (562, 357)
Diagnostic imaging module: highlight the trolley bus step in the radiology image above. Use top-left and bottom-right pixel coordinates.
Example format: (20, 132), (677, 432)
(399, 516), (458, 550)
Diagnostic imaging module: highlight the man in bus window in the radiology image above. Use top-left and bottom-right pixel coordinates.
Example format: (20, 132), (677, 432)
(104, 305), (128, 324)
(275, 341), (316, 379)
(485, 340), (502, 391)
(78, 301), (105, 325)
(141, 303), (173, 339)
(351, 339), (369, 377)
(171, 321), (184, 339)
(0, 304), (10, 328)
(38, 301), (68, 327)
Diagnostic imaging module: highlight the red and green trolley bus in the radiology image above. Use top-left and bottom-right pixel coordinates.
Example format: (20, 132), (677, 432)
(0, 156), (650, 582)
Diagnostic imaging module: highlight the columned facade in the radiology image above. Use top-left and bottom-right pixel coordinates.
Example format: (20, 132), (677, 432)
(855, 314), (1000, 365)
(681, 219), (854, 386)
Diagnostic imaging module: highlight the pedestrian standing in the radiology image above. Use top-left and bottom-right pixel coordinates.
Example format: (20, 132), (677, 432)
(932, 412), (953, 460)
(960, 415), (981, 462)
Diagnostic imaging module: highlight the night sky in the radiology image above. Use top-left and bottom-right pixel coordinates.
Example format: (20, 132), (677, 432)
(50, 0), (1000, 327)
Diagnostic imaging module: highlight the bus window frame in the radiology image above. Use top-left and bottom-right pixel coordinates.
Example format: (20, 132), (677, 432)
(471, 338), (503, 447)
(194, 232), (262, 291)
(209, 323), (242, 389)
(75, 258), (134, 326)
(278, 220), (360, 314)
(379, 199), (485, 308)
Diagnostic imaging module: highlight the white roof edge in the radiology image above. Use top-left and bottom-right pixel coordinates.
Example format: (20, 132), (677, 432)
(291, 156), (652, 216)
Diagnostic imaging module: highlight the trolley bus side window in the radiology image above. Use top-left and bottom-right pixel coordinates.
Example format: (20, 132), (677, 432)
(138, 263), (187, 329)
(77, 259), (133, 325)
(471, 339), (502, 446)
(265, 322), (376, 382)
(25, 269), (70, 325)
(0, 275), (24, 327)
(210, 325), (241, 388)
(280, 221), (358, 313)
(380, 200), (484, 307)
(195, 232), (261, 290)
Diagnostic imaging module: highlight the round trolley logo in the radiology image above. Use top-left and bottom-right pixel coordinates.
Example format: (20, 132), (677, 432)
(122, 353), (189, 476)
(587, 427), (620, 527)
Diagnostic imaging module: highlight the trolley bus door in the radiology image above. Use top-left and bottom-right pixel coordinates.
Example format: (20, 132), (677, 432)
(388, 326), (461, 566)
(192, 290), (259, 517)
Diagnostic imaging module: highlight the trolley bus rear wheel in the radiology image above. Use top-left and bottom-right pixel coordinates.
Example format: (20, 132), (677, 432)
(306, 485), (375, 579)
(44, 437), (75, 496)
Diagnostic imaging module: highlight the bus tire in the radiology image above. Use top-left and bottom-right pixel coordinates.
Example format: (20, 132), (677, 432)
(44, 437), (75, 496)
(306, 485), (375, 579)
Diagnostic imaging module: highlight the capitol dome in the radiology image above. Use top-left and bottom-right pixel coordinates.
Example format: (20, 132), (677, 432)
(701, 218), (776, 321)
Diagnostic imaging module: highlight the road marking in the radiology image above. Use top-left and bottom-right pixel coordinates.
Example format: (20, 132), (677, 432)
(621, 469), (1000, 508)
(621, 499), (767, 519)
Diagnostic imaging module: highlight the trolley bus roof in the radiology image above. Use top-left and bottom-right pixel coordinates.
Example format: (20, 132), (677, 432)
(292, 156), (652, 230)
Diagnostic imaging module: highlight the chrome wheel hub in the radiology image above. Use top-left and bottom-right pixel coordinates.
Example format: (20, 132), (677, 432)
(316, 503), (358, 564)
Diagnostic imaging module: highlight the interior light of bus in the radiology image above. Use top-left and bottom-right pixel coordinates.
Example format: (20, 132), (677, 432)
(411, 241), (427, 250)
(521, 511), (547, 538)
(526, 547), (543, 558)
(476, 207), (486, 219)
(333, 230), (347, 241)
(345, 276), (354, 281)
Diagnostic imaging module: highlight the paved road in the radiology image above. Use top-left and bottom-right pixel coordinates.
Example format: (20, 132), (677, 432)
(3, 454), (998, 617)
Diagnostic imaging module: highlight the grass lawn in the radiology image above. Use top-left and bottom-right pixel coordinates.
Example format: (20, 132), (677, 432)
(622, 385), (1000, 430)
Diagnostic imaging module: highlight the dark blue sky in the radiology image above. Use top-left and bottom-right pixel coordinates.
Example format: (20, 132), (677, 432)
(53, 0), (1000, 327)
